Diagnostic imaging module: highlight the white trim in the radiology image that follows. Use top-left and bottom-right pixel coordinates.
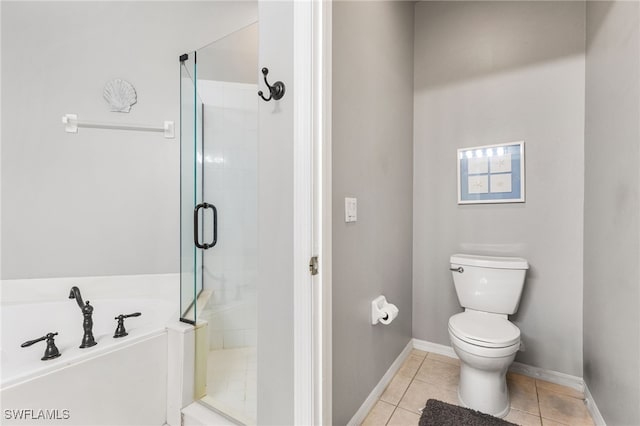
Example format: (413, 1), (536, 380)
(584, 383), (607, 426)
(167, 322), (196, 426)
(509, 362), (584, 393)
(346, 341), (414, 426)
(412, 338), (458, 359)
(412, 338), (585, 392)
(318, 0), (332, 424)
(293, 0), (316, 424)
(0, 0), (3, 283)
(181, 402), (238, 426)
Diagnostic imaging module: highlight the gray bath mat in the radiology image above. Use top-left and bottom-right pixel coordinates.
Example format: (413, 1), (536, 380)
(419, 399), (517, 426)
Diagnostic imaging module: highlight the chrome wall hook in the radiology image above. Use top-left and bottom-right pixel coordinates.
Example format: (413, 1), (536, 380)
(258, 67), (285, 102)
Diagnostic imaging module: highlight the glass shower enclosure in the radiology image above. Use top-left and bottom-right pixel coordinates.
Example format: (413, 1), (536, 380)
(180, 21), (259, 424)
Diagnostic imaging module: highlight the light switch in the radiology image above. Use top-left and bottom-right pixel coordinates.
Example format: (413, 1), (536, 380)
(345, 197), (357, 222)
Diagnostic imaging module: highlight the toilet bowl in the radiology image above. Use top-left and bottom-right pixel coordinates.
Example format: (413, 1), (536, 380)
(448, 310), (521, 417)
(448, 254), (529, 418)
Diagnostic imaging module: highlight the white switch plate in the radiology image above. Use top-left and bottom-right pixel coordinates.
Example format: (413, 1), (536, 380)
(345, 197), (357, 222)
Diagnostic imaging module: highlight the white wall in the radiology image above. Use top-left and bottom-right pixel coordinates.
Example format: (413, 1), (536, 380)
(199, 80), (258, 350)
(1, 1), (257, 279)
(412, 1), (586, 376)
(584, 2), (640, 424)
(332, 2), (415, 424)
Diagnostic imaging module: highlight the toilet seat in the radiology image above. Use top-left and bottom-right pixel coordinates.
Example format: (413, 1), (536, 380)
(449, 311), (520, 348)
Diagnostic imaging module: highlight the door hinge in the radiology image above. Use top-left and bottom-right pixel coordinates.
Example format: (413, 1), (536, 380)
(309, 256), (319, 276)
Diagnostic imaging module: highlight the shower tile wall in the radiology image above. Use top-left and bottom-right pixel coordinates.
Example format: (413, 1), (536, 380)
(200, 80), (258, 350)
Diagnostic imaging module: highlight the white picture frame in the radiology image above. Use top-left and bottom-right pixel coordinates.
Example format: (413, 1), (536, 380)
(457, 141), (525, 204)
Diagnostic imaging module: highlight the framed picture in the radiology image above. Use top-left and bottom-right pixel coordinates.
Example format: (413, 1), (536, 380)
(457, 141), (525, 204)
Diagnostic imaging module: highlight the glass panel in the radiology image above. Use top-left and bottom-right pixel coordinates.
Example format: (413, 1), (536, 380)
(179, 56), (194, 322)
(195, 22), (259, 423)
(194, 66), (204, 317)
(179, 54), (199, 323)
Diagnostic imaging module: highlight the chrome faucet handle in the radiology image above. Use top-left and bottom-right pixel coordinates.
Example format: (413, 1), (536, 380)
(21, 332), (61, 361)
(113, 312), (142, 338)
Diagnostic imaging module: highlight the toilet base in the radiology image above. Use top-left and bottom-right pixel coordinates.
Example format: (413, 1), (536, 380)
(451, 338), (518, 418)
(458, 371), (511, 418)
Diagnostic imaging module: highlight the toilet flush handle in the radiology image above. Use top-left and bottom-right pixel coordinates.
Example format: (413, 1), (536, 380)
(449, 266), (464, 273)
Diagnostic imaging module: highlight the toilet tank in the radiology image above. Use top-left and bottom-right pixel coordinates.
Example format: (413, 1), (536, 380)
(450, 254), (529, 315)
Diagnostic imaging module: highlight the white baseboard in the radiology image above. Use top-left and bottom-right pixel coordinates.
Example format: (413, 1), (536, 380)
(509, 362), (584, 393)
(346, 340), (414, 426)
(584, 383), (607, 426)
(411, 338), (458, 359)
(412, 338), (586, 393)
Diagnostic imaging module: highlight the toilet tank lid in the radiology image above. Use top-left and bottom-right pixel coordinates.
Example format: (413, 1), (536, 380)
(450, 254), (529, 270)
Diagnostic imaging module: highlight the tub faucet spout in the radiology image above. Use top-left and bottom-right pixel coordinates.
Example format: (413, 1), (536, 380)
(69, 286), (84, 309)
(68, 286), (97, 348)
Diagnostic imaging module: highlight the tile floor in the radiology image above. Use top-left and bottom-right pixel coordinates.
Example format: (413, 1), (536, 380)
(361, 349), (595, 426)
(202, 347), (257, 425)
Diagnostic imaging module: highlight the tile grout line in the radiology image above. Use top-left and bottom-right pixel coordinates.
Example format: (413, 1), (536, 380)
(535, 380), (578, 426)
(535, 378), (570, 426)
(406, 353), (430, 413)
(534, 378), (543, 426)
(384, 351), (429, 425)
(384, 405), (399, 426)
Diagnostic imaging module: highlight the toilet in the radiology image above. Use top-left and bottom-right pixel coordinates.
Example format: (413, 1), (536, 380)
(448, 253), (529, 418)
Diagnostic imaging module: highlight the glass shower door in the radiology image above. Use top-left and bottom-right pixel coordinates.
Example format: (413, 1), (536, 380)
(181, 22), (259, 424)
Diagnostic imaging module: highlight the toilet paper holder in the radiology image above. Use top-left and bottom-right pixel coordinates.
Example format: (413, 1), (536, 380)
(371, 295), (399, 325)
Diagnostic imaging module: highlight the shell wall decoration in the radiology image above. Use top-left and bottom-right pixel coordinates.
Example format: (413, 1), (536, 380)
(103, 79), (137, 113)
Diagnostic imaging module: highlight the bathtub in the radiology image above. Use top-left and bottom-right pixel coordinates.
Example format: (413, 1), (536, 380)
(1, 297), (177, 425)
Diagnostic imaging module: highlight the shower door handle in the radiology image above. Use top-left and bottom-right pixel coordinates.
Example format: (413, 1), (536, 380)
(194, 203), (217, 249)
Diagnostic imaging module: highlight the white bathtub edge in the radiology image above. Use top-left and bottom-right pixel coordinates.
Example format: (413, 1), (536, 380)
(1, 329), (167, 391)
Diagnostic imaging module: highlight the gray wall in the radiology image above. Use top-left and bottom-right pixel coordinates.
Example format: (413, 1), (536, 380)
(1, 1), (257, 279)
(584, 2), (640, 424)
(413, 1), (586, 376)
(332, 2), (414, 424)
(257, 1), (294, 424)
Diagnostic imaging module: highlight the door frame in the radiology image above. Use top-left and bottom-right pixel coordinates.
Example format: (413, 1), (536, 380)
(292, 0), (332, 424)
